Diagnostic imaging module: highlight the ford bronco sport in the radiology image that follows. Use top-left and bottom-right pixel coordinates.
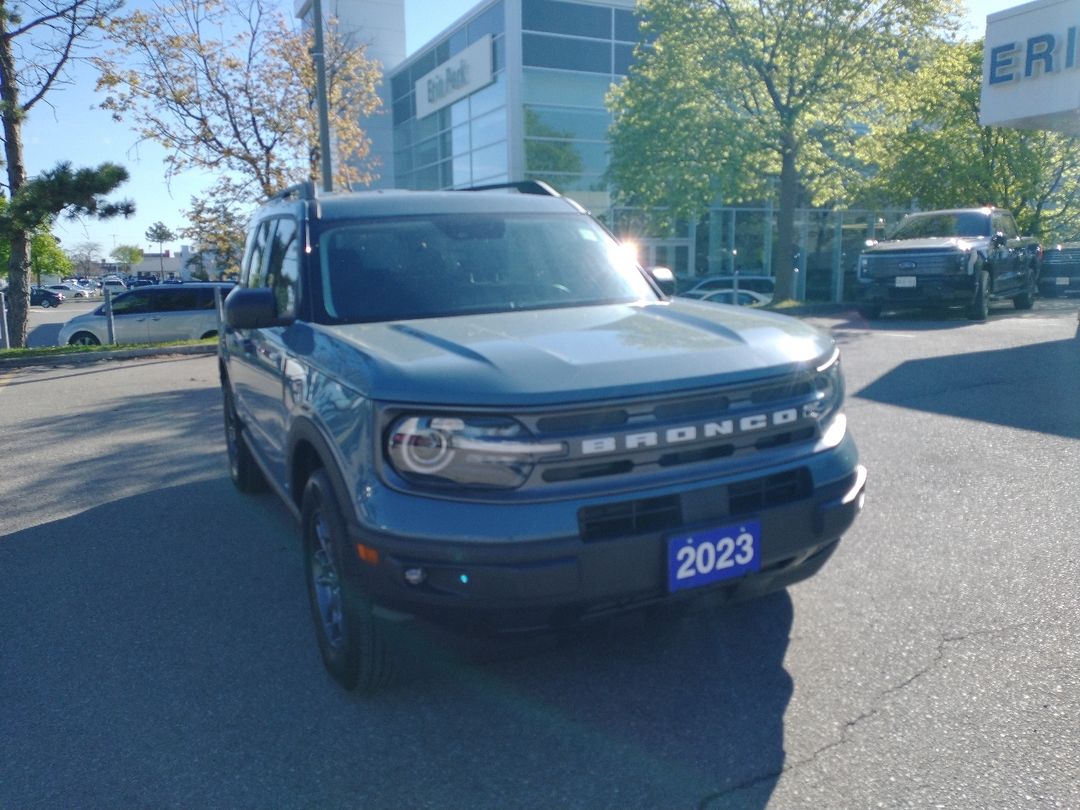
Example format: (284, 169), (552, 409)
(219, 181), (866, 691)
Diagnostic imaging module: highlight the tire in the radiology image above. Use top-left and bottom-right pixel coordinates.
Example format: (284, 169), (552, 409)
(68, 332), (100, 346)
(40, 299), (53, 308)
(200, 330), (218, 340)
(302, 469), (394, 692)
(969, 269), (990, 321)
(858, 304), (881, 320)
(1013, 269), (1036, 310)
(222, 383), (267, 493)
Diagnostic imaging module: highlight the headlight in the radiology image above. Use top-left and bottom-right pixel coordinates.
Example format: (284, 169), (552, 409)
(386, 415), (566, 489)
(807, 348), (844, 423)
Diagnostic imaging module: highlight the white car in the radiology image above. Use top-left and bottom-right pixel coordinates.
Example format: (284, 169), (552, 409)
(699, 288), (772, 307)
(58, 282), (233, 345)
(48, 283), (93, 298)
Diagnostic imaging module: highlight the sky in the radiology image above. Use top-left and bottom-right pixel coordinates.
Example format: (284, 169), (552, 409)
(25, 0), (1016, 259)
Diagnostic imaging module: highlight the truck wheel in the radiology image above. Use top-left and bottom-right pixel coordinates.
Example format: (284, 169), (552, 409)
(222, 384), (267, 493)
(302, 469), (394, 693)
(1013, 270), (1036, 310)
(969, 269), (990, 321)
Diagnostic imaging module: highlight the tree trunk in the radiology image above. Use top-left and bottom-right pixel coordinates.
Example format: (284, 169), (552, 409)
(771, 132), (799, 301)
(0, 7), (30, 348)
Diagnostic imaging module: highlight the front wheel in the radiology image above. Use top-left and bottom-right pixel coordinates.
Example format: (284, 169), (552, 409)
(969, 269), (990, 321)
(67, 332), (100, 346)
(302, 469), (394, 692)
(222, 383), (267, 493)
(40, 299), (53, 308)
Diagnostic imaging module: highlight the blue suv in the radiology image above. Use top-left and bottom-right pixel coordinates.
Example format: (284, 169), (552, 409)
(220, 181), (866, 691)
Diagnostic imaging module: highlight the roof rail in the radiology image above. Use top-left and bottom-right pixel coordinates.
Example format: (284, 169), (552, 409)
(269, 180), (317, 202)
(464, 180), (561, 197)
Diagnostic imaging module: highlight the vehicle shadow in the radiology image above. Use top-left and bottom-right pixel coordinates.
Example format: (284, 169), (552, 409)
(855, 336), (1080, 439)
(27, 321), (62, 347)
(1, 478), (793, 810)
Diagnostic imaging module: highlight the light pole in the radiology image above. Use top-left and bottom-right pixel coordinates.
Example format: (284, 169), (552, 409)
(311, 0), (333, 192)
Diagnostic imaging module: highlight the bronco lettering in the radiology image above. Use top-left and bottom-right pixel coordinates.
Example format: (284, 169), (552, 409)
(581, 407), (805, 455)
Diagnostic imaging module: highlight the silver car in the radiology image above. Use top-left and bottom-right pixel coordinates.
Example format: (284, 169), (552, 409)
(58, 283), (233, 346)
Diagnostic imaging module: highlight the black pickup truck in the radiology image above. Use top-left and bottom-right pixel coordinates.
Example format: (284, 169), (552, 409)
(1039, 242), (1080, 297)
(855, 207), (1041, 320)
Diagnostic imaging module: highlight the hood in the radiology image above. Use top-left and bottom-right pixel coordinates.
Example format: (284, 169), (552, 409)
(305, 300), (834, 407)
(866, 236), (987, 253)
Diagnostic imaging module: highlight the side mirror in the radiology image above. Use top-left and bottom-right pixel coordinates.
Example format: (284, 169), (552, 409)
(648, 266), (676, 296)
(991, 232), (1007, 248)
(224, 287), (295, 329)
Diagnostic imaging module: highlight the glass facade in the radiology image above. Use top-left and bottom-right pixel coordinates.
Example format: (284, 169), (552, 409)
(520, 0), (636, 194)
(392, 1), (509, 189)
(389, 0), (637, 196)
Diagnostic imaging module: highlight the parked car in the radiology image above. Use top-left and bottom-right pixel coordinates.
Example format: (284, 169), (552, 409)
(681, 274), (776, 300)
(30, 287), (64, 308)
(699, 289), (772, 307)
(100, 278), (127, 294)
(855, 207), (1041, 320)
(58, 282), (233, 345)
(48, 283), (92, 298)
(219, 180), (865, 692)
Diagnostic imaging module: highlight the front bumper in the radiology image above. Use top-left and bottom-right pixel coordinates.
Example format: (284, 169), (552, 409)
(857, 276), (976, 307)
(342, 445), (866, 634)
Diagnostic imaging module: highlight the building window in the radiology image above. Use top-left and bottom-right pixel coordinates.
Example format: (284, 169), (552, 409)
(472, 141), (508, 182)
(523, 33), (611, 74)
(468, 1), (504, 42)
(522, 69), (615, 107)
(522, 0), (610, 39)
(525, 105), (611, 140)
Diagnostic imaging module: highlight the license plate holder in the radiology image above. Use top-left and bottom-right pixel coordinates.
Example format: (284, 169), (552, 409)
(667, 520), (761, 593)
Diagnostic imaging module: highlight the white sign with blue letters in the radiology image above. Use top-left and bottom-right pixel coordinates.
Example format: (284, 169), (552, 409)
(981, 0), (1080, 133)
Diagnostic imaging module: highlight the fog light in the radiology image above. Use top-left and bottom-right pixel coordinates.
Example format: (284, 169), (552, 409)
(404, 567), (426, 586)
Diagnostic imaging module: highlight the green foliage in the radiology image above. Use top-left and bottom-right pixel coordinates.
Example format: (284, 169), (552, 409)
(144, 221), (175, 246)
(0, 162), (133, 237)
(858, 40), (1080, 241)
(0, 198), (74, 282)
(607, 0), (961, 294)
(180, 196), (246, 279)
(111, 244), (144, 269)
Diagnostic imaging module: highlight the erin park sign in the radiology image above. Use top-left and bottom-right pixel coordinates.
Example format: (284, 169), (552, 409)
(981, 0), (1080, 133)
(415, 35), (494, 120)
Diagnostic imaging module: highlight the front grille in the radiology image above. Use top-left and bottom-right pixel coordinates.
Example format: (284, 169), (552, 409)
(527, 371), (831, 486)
(579, 468), (811, 541)
(863, 251), (965, 277)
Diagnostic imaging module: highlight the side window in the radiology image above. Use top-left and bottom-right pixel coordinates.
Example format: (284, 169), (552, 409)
(110, 291), (152, 315)
(154, 290), (200, 312)
(241, 220), (272, 288)
(265, 218), (300, 318)
(993, 213), (1018, 239)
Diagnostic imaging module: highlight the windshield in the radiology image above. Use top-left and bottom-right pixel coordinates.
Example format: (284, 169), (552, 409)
(317, 212), (657, 323)
(889, 212), (991, 240)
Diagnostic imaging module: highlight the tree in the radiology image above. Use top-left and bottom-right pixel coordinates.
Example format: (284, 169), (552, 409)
(180, 196), (245, 280)
(68, 241), (104, 277)
(0, 204), (73, 284)
(0, 0), (134, 347)
(859, 40), (1080, 241)
(144, 221), (175, 278)
(111, 244), (144, 275)
(607, 0), (960, 300)
(95, 0), (383, 207)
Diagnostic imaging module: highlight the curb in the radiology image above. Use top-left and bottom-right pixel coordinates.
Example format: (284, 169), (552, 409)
(0, 343), (217, 370)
